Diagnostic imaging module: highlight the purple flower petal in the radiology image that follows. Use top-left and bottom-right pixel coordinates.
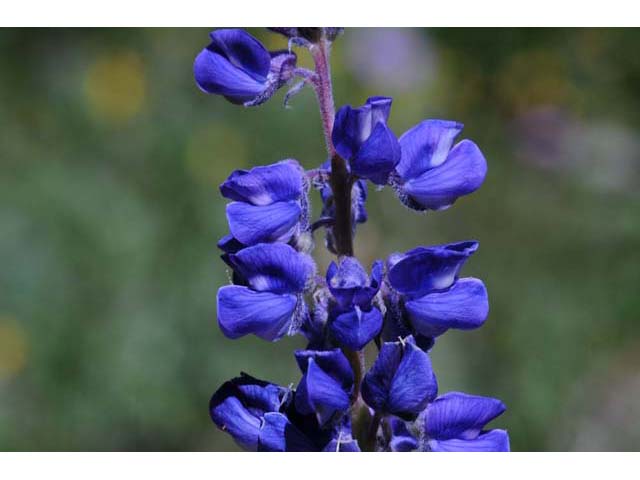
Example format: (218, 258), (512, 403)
(217, 285), (297, 341)
(228, 243), (314, 294)
(294, 349), (354, 390)
(226, 200), (301, 245)
(295, 357), (351, 425)
(388, 241), (479, 297)
(425, 391), (507, 440)
(396, 119), (463, 179)
(402, 139), (487, 211)
(429, 429), (510, 452)
(332, 105), (361, 161)
(259, 412), (318, 452)
(388, 338), (438, 418)
(332, 96), (394, 162)
(327, 257), (368, 307)
(194, 30), (272, 104)
(220, 159), (304, 205)
(207, 29), (271, 82)
(405, 277), (489, 337)
(194, 47), (266, 103)
(209, 373), (286, 451)
(352, 121), (401, 184)
(329, 306), (383, 350)
(210, 396), (261, 450)
(361, 336), (438, 419)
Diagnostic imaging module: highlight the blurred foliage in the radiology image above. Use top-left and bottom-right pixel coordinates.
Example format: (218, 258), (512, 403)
(0, 28), (639, 451)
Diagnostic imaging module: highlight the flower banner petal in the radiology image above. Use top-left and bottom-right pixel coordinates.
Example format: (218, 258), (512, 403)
(220, 159), (303, 205)
(405, 277), (489, 337)
(217, 285), (297, 341)
(425, 391), (506, 441)
(403, 139), (487, 211)
(396, 119), (463, 179)
(226, 200), (301, 245)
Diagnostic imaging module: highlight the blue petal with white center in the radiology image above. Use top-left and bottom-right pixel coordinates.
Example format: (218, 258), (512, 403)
(387, 241), (479, 298)
(220, 159), (304, 205)
(226, 200), (302, 245)
(396, 120), (463, 179)
(393, 118), (487, 211)
(402, 140), (487, 211)
(227, 243), (315, 294)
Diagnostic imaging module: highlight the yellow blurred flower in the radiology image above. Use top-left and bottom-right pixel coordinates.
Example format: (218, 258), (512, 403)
(0, 316), (28, 381)
(84, 51), (146, 123)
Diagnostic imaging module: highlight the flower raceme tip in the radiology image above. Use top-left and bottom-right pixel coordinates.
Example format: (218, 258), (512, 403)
(194, 29), (296, 106)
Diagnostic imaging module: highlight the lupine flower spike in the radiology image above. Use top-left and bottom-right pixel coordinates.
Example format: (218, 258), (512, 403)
(196, 27), (509, 452)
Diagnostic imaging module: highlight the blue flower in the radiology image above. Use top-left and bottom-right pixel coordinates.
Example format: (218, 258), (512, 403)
(220, 159), (308, 247)
(211, 372), (349, 452)
(332, 96), (401, 185)
(294, 349), (354, 425)
(326, 257), (383, 350)
(384, 241), (488, 343)
(361, 335), (438, 420)
(387, 240), (479, 297)
(217, 243), (315, 341)
(194, 29), (297, 106)
(209, 373), (294, 451)
(392, 120), (487, 211)
(404, 278), (489, 337)
(390, 392), (510, 452)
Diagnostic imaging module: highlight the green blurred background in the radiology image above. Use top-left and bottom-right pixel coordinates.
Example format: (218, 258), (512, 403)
(1, 28), (639, 451)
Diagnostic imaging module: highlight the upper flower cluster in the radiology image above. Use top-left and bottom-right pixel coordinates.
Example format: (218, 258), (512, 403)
(332, 97), (487, 210)
(196, 27), (509, 452)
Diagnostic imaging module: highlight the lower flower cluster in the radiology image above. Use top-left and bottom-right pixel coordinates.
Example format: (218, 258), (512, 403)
(211, 337), (508, 452)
